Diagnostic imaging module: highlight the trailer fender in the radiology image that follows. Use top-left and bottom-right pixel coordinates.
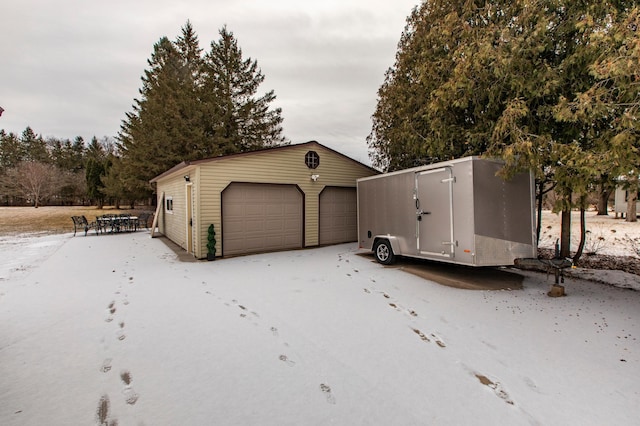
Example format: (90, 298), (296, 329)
(372, 236), (400, 253)
(371, 236), (401, 265)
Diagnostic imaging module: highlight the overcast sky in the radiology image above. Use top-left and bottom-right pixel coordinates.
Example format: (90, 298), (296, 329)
(1, 0), (420, 165)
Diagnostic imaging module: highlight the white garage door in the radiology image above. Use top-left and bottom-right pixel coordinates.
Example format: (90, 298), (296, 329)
(222, 183), (303, 256)
(319, 187), (357, 245)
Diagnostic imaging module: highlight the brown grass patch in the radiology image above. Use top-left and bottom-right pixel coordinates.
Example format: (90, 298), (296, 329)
(0, 206), (153, 236)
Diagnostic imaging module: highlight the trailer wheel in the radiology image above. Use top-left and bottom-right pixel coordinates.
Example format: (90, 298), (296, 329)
(374, 239), (395, 265)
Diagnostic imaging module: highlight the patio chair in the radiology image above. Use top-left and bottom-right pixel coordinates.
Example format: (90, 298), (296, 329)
(136, 212), (151, 230)
(96, 214), (117, 233)
(119, 213), (132, 232)
(71, 215), (97, 236)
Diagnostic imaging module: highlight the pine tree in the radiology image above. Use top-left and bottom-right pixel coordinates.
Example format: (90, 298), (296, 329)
(201, 26), (285, 155)
(368, 0), (633, 257)
(21, 127), (49, 163)
(172, 20), (208, 159)
(49, 136), (85, 172)
(368, 1), (515, 171)
(85, 137), (108, 208)
(0, 130), (24, 172)
(115, 22), (287, 204)
(555, 6), (640, 222)
(118, 36), (188, 200)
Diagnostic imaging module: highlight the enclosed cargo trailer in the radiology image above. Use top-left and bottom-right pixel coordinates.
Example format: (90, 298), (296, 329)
(357, 157), (536, 267)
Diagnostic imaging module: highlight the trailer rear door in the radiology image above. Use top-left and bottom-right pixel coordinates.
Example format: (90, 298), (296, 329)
(415, 167), (455, 258)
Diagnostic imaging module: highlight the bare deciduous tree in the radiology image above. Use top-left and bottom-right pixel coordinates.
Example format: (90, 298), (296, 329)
(4, 161), (60, 207)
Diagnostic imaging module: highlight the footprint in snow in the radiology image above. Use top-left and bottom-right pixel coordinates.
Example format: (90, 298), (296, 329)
(120, 370), (139, 405)
(96, 394), (118, 426)
(100, 358), (112, 373)
(431, 333), (446, 348)
(412, 328), (431, 342)
(279, 354), (296, 367)
(123, 387), (139, 405)
(320, 383), (336, 404)
(475, 374), (514, 405)
(120, 370), (132, 385)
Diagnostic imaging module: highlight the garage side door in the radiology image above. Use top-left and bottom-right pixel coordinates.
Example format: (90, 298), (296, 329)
(222, 183), (303, 256)
(319, 187), (357, 245)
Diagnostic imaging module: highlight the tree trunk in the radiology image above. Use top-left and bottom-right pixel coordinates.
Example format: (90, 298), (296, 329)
(626, 176), (638, 222)
(597, 185), (610, 215)
(560, 207), (572, 258)
(536, 180), (544, 245)
(627, 189), (638, 222)
(573, 197), (587, 263)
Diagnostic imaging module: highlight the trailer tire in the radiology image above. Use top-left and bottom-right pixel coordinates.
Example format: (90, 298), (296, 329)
(374, 239), (395, 265)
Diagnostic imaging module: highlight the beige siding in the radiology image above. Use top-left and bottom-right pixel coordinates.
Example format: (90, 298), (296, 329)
(152, 143), (377, 259)
(154, 165), (197, 253)
(197, 144), (376, 257)
(156, 176), (188, 249)
(198, 166), (219, 258)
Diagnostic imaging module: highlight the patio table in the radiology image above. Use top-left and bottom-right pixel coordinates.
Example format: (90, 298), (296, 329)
(96, 215), (139, 233)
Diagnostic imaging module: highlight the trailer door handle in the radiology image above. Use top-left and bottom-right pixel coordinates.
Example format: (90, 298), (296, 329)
(417, 210), (431, 215)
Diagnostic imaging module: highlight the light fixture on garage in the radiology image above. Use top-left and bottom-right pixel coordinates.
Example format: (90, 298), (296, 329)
(184, 175), (190, 182)
(311, 174), (319, 182)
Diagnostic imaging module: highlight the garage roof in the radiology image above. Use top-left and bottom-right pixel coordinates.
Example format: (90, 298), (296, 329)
(149, 141), (378, 183)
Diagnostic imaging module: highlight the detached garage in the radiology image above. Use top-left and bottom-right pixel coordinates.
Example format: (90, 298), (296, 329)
(150, 141), (377, 259)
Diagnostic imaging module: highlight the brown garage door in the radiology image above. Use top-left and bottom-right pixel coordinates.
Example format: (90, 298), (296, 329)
(319, 187), (357, 245)
(222, 183), (303, 256)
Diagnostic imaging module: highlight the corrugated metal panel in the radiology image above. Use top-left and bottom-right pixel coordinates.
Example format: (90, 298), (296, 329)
(222, 183), (302, 256)
(319, 187), (357, 245)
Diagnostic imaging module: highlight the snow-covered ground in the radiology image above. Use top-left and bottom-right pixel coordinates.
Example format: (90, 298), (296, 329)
(538, 210), (640, 258)
(0, 224), (639, 425)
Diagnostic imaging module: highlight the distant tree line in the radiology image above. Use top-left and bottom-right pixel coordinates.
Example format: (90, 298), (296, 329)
(0, 21), (285, 208)
(0, 128), (115, 207)
(368, 0), (640, 259)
